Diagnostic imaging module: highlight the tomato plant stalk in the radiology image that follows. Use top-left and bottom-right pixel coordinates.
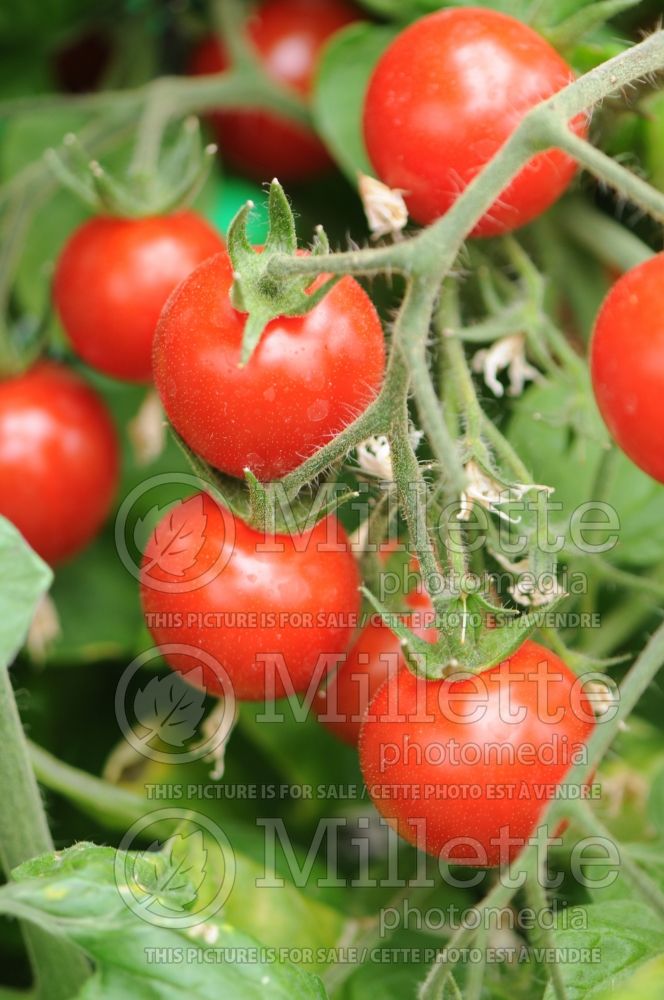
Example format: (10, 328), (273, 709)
(0, 668), (90, 999)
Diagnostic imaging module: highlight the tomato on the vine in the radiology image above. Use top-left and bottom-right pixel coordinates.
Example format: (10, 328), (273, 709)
(153, 248), (385, 480)
(363, 8), (587, 236)
(591, 252), (664, 483)
(140, 492), (360, 701)
(0, 361), (119, 564)
(189, 0), (358, 182)
(359, 640), (595, 866)
(53, 212), (224, 382)
(314, 597), (436, 746)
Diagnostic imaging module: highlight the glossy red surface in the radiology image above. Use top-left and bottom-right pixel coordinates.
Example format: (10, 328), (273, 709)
(591, 253), (664, 483)
(0, 361), (119, 564)
(141, 492), (361, 700)
(54, 212), (224, 382)
(153, 249), (385, 480)
(363, 8), (586, 236)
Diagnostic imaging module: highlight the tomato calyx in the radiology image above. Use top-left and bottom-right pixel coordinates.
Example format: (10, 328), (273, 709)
(46, 118), (216, 218)
(227, 178), (339, 365)
(362, 584), (563, 680)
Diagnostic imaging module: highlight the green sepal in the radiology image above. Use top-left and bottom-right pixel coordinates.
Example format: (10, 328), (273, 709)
(437, 591), (566, 675)
(361, 586), (440, 677)
(543, 0), (640, 51)
(171, 426), (359, 534)
(227, 179), (339, 366)
(45, 118), (216, 218)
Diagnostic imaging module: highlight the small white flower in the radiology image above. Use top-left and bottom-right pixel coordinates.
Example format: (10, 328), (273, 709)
(491, 550), (565, 607)
(356, 435), (393, 480)
(583, 681), (620, 719)
(472, 334), (540, 398)
(26, 595), (61, 660)
(458, 461), (553, 524)
(358, 173), (409, 239)
(202, 699), (238, 781)
(356, 430), (423, 484)
(127, 389), (166, 467)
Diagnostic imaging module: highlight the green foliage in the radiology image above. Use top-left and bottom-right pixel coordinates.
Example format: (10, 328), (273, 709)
(0, 843), (327, 999)
(0, 516), (51, 668)
(542, 902), (664, 999)
(313, 23), (398, 182)
(509, 380), (664, 567)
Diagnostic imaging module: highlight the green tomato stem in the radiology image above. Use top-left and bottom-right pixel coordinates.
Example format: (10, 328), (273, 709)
(571, 800), (664, 921)
(0, 670), (90, 1000)
(557, 198), (655, 273)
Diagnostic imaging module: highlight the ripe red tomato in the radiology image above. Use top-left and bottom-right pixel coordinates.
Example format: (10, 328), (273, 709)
(314, 599), (436, 746)
(359, 640), (595, 866)
(591, 253), (664, 483)
(0, 361), (119, 564)
(153, 249), (385, 480)
(140, 491), (360, 701)
(189, 0), (358, 182)
(53, 212), (224, 382)
(363, 8), (586, 236)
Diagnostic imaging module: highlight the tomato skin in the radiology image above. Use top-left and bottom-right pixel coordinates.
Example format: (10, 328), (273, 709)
(153, 249), (385, 480)
(359, 641), (595, 866)
(363, 8), (586, 236)
(591, 253), (664, 483)
(314, 601), (436, 746)
(189, 0), (358, 182)
(140, 492), (360, 701)
(53, 212), (225, 382)
(0, 361), (119, 564)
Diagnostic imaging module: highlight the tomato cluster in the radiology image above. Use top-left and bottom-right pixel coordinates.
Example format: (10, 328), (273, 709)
(1, 2), (611, 870)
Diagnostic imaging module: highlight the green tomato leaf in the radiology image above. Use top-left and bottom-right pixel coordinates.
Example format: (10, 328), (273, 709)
(594, 954), (664, 1000)
(0, 515), (52, 669)
(544, 0), (641, 50)
(0, 843), (327, 999)
(542, 901), (664, 999)
(312, 23), (398, 182)
(508, 380), (664, 567)
(1, 110), (92, 323)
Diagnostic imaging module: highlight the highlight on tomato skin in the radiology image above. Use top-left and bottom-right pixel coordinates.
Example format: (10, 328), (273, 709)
(53, 211), (225, 383)
(189, 0), (359, 183)
(590, 252), (664, 484)
(0, 361), (120, 565)
(140, 491), (362, 702)
(152, 248), (386, 481)
(363, 7), (587, 236)
(358, 640), (596, 868)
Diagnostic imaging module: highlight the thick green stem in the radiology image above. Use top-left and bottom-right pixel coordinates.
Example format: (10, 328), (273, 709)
(555, 620), (664, 798)
(398, 276), (466, 498)
(525, 870), (569, 1000)
(390, 404), (440, 597)
(557, 199), (655, 273)
(0, 670), (89, 1000)
(571, 801), (664, 920)
(554, 125), (664, 223)
(28, 741), (146, 833)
